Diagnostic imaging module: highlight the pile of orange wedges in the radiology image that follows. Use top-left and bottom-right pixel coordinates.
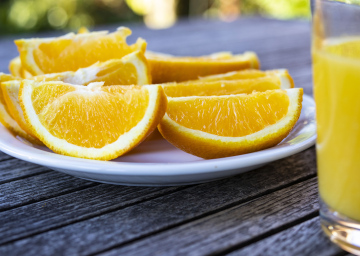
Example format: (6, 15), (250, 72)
(0, 26), (303, 161)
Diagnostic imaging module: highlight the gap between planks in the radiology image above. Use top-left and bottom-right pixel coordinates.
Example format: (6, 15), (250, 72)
(227, 216), (349, 256)
(92, 177), (319, 256)
(0, 183), (99, 213)
(213, 211), (320, 256)
(0, 166), (51, 185)
(0, 185), (192, 246)
(91, 174), (317, 256)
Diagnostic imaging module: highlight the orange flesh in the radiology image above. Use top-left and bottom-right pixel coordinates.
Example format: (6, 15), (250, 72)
(29, 33), (143, 74)
(32, 84), (75, 114)
(9, 58), (22, 78)
(89, 61), (139, 85)
(0, 74), (19, 113)
(31, 85), (149, 148)
(32, 55), (144, 86)
(0, 88), (8, 113)
(163, 76), (282, 97)
(167, 90), (289, 137)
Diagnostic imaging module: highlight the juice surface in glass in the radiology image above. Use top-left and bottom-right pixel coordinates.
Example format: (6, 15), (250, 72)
(313, 38), (360, 221)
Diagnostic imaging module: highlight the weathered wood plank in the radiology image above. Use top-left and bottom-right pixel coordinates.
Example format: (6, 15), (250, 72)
(97, 178), (319, 256)
(146, 30), (308, 56)
(144, 25), (310, 57)
(0, 147), (316, 255)
(0, 158), (49, 184)
(146, 25), (309, 55)
(129, 17), (309, 48)
(227, 217), (346, 256)
(0, 184), (184, 245)
(0, 171), (96, 211)
(0, 151), (13, 162)
(0, 40), (18, 72)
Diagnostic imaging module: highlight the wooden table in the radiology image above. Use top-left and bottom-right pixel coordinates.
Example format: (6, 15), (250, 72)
(0, 17), (351, 256)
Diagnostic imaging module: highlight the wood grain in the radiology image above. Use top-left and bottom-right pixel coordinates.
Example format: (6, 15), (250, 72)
(0, 171), (95, 211)
(0, 184), (184, 245)
(0, 152), (13, 162)
(0, 158), (49, 184)
(228, 217), (346, 256)
(0, 148), (316, 255)
(99, 178), (319, 256)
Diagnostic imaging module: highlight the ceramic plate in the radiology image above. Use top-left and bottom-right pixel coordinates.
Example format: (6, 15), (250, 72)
(0, 94), (316, 186)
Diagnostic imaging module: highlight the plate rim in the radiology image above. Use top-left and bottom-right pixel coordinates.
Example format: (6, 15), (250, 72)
(0, 94), (316, 177)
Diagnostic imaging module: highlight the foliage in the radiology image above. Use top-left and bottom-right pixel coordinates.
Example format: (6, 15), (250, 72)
(0, 0), (141, 35)
(242, 0), (310, 19)
(0, 0), (310, 35)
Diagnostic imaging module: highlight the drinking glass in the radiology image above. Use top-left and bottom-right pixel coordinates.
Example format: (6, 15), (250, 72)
(312, 0), (360, 254)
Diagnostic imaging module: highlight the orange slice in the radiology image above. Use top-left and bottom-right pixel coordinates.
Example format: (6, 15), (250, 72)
(19, 81), (167, 160)
(0, 74), (42, 144)
(34, 51), (151, 85)
(146, 51), (260, 83)
(9, 57), (32, 78)
(16, 27), (146, 75)
(9, 27), (90, 78)
(2, 80), (38, 138)
(9, 57), (22, 77)
(197, 69), (294, 85)
(162, 70), (293, 97)
(158, 88), (303, 159)
(2, 51), (151, 140)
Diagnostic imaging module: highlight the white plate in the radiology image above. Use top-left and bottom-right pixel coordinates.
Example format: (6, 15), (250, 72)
(0, 94), (316, 186)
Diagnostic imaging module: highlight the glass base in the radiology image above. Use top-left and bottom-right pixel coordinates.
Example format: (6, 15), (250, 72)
(320, 200), (360, 255)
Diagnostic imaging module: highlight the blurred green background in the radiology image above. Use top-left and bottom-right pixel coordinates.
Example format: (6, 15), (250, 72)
(0, 0), (310, 34)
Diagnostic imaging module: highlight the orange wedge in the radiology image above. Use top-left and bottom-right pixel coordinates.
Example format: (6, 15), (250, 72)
(9, 27), (90, 78)
(146, 51), (260, 83)
(19, 81), (167, 160)
(2, 51), (151, 140)
(34, 51), (151, 85)
(0, 74), (42, 144)
(197, 69), (294, 84)
(162, 70), (293, 97)
(2, 80), (38, 138)
(158, 88), (303, 159)
(9, 57), (23, 77)
(9, 57), (32, 78)
(16, 27), (146, 75)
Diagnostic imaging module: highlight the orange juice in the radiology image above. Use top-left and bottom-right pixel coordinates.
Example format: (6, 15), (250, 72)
(313, 38), (360, 221)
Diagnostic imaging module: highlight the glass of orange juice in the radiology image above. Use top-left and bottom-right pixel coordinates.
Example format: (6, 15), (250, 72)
(313, 0), (360, 253)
